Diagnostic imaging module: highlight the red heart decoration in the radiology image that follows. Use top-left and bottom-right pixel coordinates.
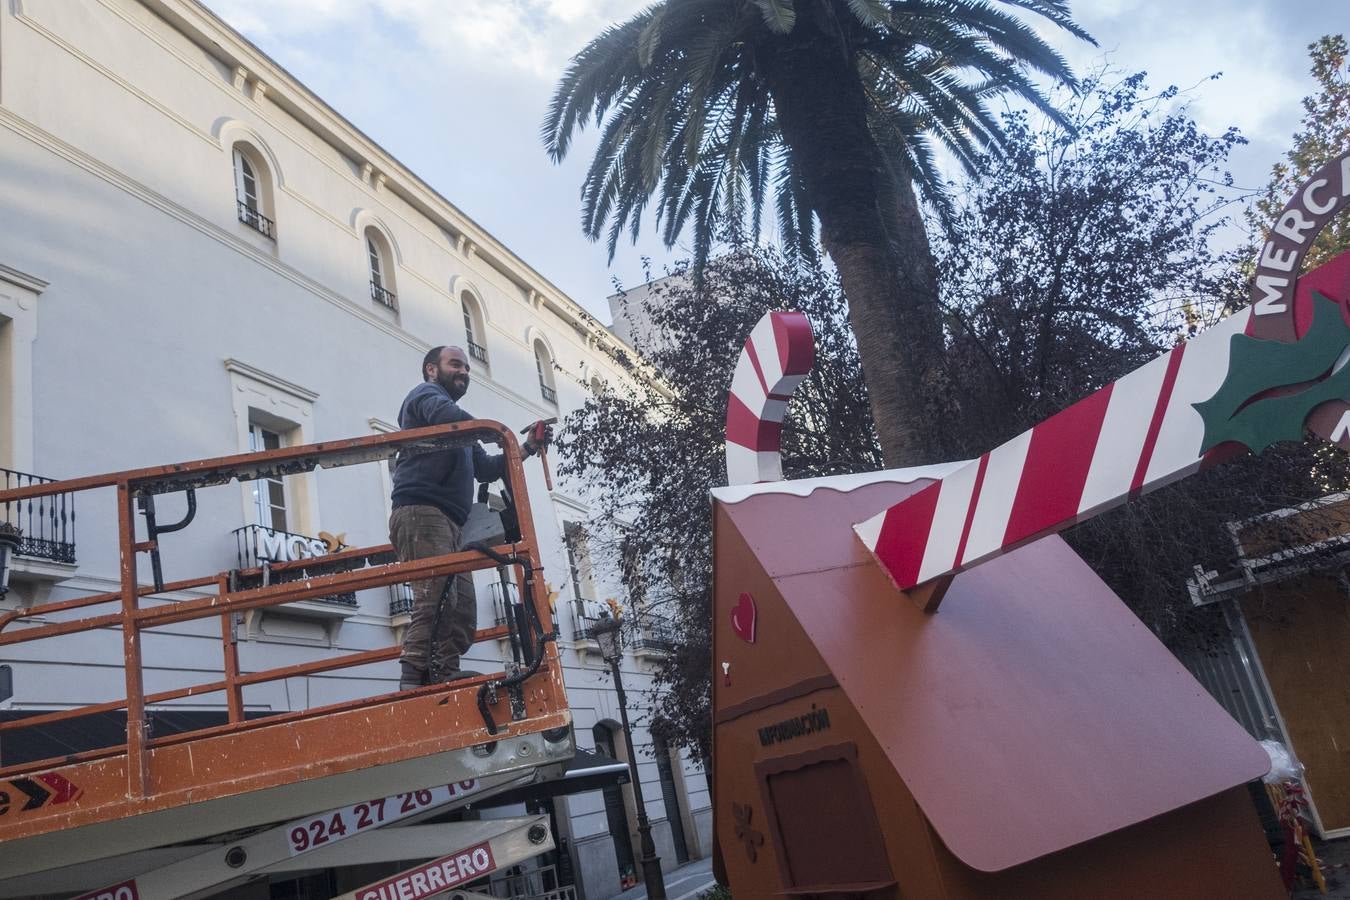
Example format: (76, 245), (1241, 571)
(731, 592), (757, 644)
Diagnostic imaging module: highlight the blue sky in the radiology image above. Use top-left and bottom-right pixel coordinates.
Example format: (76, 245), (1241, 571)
(205, 0), (1345, 322)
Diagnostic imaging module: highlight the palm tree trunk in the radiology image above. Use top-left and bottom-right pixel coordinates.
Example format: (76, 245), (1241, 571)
(759, 6), (945, 466)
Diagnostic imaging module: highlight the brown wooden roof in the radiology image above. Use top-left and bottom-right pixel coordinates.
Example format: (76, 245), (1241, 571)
(716, 476), (1269, 871)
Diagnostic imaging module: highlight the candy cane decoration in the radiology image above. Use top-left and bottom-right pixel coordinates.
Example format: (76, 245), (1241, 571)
(853, 306), (1253, 591)
(725, 312), (815, 485)
(856, 149), (1350, 598)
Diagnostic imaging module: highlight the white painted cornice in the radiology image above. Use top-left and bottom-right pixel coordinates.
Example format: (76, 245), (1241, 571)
(0, 263), (48, 294)
(224, 358), (319, 403)
(138, 0), (623, 356)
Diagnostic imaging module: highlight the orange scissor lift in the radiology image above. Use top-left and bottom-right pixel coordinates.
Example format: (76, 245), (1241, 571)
(0, 421), (574, 898)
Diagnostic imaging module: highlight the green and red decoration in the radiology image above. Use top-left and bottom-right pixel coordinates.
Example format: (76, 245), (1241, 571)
(855, 149), (1350, 597)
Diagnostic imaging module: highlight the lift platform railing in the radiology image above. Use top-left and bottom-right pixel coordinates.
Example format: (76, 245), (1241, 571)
(0, 420), (562, 800)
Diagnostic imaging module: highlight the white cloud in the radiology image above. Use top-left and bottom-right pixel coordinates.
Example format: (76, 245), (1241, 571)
(210, 0), (649, 80)
(201, 0), (1341, 315)
(1077, 6), (1293, 133)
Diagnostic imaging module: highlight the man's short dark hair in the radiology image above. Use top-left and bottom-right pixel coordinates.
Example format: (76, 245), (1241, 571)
(423, 346), (445, 380)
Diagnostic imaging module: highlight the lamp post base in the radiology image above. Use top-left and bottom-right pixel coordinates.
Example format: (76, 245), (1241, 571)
(639, 851), (666, 900)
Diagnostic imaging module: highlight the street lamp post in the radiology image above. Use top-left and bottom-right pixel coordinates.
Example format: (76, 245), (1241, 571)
(590, 614), (666, 900)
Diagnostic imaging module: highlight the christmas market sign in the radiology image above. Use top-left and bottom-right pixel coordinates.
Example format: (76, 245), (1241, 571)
(851, 149), (1350, 599)
(1245, 152), (1350, 447)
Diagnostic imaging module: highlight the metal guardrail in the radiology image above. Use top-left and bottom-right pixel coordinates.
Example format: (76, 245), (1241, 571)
(237, 201), (275, 238)
(0, 421), (556, 799)
(469, 340), (489, 364)
(539, 383), (557, 405)
(370, 280), (397, 309)
(0, 468), (75, 564)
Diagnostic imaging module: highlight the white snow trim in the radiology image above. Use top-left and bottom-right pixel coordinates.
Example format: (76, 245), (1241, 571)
(711, 461), (969, 505)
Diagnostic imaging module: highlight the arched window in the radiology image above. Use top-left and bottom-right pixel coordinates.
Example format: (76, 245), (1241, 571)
(591, 376), (605, 396)
(534, 341), (557, 406)
(462, 292), (488, 367)
(232, 144), (275, 239)
(365, 228), (397, 309)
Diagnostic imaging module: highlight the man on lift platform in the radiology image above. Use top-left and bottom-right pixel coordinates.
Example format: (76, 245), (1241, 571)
(391, 345), (550, 689)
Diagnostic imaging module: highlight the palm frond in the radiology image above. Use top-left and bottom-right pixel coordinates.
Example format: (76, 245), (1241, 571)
(637, 4), (667, 68)
(753, 0), (797, 34)
(547, 0), (1091, 273)
(846, 0), (893, 27)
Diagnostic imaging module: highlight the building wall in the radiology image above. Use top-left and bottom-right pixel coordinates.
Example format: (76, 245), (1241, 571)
(0, 1), (708, 895)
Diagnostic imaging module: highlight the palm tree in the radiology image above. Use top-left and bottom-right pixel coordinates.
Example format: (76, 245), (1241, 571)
(545, 0), (1093, 465)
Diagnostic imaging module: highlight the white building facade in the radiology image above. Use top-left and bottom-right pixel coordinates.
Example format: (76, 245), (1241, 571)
(0, 0), (709, 895)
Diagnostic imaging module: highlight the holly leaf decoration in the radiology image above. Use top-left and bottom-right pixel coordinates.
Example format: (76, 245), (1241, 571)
(1194, 291), (1350, 455)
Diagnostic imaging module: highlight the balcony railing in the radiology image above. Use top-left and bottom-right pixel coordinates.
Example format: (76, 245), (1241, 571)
(573, 615), (604, 643)
(237, 201), (275, 239)
(370, 280), (397, 310)
(389, 582), (413, 617)
(468, 341), (488, 364)
(539, 382), (558, 405)
(632, 617), (678, 654)
(571, 599), (612, 643)
(232, 525), (357, 607)
(0, 469), (76, 564)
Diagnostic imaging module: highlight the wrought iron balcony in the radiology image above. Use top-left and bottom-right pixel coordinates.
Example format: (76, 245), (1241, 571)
(468, 340), (488, 364)
(539, 382), (558, 405)
(370, 280), (397, 309)
(237, 201), (275, 239)
(389, 582), (413, 617)
(632, 617), (678, 654)
(231, 524), (357, 607)
(574, 614), (604, 642)
(571, 599), (613, 643)
(0, 468), (76, 564)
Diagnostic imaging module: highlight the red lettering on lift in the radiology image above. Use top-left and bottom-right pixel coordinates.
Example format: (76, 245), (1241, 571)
(352, 840), (498, 900)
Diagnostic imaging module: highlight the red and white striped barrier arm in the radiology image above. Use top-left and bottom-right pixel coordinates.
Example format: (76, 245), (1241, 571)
(853, 308), (1253, 590)
(725, 312), (815, 485)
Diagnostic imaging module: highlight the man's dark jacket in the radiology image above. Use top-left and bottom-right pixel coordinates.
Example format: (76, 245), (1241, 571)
(391, 382), (505, 526)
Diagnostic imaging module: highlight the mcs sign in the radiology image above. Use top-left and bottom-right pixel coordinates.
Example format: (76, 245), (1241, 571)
(255, 529), (329, 563)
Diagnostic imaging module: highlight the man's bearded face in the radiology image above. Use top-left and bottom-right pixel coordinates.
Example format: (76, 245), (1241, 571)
(431, 348), (471, 400)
